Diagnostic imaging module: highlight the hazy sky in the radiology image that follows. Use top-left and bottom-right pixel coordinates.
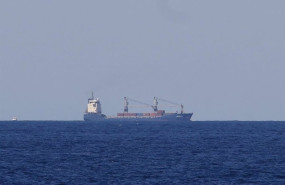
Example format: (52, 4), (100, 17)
(0, 0), (284, 120)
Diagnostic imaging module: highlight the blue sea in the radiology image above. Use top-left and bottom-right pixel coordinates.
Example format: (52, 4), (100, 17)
(0, 121), (284, 184)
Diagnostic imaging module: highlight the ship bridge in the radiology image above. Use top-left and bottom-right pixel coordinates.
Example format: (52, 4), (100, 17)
(87, 92), (102, 114)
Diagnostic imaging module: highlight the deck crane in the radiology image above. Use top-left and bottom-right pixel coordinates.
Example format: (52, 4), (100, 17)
(123, 97), (154, 113)
(155, 97), (184, 114)
(123, 97), (185, 114)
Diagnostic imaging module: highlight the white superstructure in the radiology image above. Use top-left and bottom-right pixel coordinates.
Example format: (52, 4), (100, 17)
(86, 92), (102, 114)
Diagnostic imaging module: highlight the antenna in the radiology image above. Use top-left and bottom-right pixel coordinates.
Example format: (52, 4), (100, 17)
(92, 91), (94, 99)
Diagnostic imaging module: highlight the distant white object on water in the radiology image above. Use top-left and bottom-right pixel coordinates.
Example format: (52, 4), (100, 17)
(12, 116), (17, 121)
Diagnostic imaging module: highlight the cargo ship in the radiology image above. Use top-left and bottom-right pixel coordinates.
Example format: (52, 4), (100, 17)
(83, 93), (193, 122)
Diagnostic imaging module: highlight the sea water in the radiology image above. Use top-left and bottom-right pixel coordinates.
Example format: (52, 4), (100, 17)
(0, 121), (284, 184)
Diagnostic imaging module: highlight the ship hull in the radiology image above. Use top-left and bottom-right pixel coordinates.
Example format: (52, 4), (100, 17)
(84, 113), (193, 122)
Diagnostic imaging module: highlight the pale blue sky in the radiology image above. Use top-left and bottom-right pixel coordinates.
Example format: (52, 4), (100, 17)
(0, 0), (284, 120)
